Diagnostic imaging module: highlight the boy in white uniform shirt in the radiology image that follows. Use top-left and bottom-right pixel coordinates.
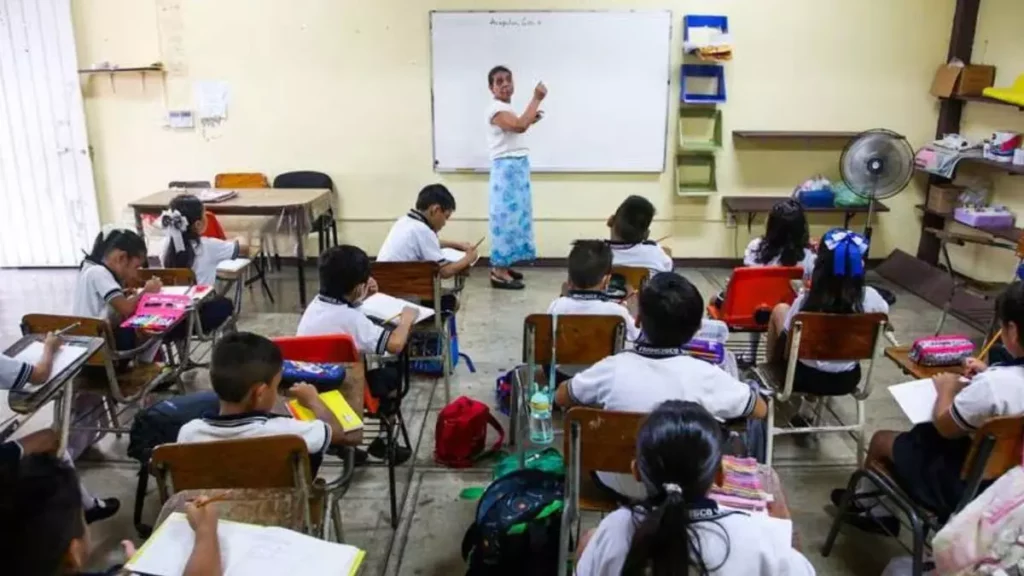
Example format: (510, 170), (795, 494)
(377, 184), (477, 280)
(297, 245), (418, 464)
(832, 281), (1024, 534)
(605, 195), (673, 274)
(547, 240), (640, 342)
(555, 272), (768, 499)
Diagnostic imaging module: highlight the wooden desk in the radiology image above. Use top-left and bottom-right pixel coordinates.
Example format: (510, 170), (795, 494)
(274, 360), (365, 447)
(884, 346), (964, 380)
(130, 188), (334, 307)
(722, 196), (890, 231)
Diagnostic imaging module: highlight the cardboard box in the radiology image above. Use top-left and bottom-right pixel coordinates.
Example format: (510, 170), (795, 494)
(930, 63), (997, 97)
(927, 183), (964, 214)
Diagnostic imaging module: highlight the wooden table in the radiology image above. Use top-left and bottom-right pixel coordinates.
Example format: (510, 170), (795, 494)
(884, 346), (964, 380)
(130, 188), (334, 307)
(722, 196), (890, 231)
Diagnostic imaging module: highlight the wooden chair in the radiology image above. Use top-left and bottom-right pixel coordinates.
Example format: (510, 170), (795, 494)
(150, 435), (331, 538)
(753, 312), (888, 466)
(610, 265), (650, 294)
(21, 314), (172, 436)
(558, 407), (645, 576)
(510, 315), (626, 457)
(213, 172), (269, 188)
(370, 261), (452, 402)
(823, 416), (1024, 576)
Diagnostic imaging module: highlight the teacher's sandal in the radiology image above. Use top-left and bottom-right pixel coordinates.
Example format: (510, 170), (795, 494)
(490, 274), (525, 290)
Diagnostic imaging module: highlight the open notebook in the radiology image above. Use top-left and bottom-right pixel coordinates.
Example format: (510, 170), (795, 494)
(10, 341), (90, 391)
(359, 293), (434, 325)
(127, 513), (364, 576)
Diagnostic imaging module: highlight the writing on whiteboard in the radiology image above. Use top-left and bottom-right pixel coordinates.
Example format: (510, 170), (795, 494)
(490, 16), (542, 28)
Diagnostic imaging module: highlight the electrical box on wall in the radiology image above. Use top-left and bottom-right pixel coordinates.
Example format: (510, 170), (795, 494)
(166, 110), (194, 129)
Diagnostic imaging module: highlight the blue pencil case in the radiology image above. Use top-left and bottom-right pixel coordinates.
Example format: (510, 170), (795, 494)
(281, 360), (346, 391)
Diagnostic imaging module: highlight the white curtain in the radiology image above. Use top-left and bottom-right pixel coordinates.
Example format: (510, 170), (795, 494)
(0, 0), (100, 267)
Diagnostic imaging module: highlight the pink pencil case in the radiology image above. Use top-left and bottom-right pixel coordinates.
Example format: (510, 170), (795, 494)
(121, 293), (191, 332)
(908, 335), (974, 367)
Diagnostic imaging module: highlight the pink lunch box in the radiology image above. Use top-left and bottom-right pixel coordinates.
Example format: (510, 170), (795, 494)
(908, 335), (974, 367)
(954, 208), (1016, 230)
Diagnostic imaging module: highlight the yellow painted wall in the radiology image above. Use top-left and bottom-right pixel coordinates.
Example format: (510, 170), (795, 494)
(72, 0), (955, 259)
(943, 0), (1024, 282)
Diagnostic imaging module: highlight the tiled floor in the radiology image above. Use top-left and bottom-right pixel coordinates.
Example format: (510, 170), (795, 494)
(0, 265), (982, 575)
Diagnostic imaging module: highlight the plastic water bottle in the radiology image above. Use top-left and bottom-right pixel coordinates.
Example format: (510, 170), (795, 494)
(529, 391), (554, 445)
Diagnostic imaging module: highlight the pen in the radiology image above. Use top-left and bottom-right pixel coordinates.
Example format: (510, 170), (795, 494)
(53, 322), (81, 338)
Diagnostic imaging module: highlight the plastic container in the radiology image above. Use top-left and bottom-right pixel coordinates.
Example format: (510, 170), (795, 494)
(529, 391), (554, 445)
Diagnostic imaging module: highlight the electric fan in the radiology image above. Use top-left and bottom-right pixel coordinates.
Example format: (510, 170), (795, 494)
(839, 129), (915, 305)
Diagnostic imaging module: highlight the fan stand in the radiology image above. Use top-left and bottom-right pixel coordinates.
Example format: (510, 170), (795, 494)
(859, 164), (898, 305)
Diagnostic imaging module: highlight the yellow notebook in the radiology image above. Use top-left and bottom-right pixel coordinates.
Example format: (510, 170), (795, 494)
(287, 389), (363, 432)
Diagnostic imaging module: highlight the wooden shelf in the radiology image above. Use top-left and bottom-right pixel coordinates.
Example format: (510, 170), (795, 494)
(940, 94), (1024, 111)
(732, 130), (859, 140)
(78, 65), (164, 74)
(917, 157), (1024, 178)
(914, 204), (1022, 242)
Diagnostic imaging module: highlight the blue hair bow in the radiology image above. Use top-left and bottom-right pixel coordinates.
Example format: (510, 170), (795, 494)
(822, 228), (868, 277)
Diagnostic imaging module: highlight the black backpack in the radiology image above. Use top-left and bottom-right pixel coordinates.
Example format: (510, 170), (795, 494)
(127, 391), (220, 536)
(461, 468), (566, 576)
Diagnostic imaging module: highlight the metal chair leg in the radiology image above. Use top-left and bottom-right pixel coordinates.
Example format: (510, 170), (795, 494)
(397, 410), (412, 449)
(823, 469), (863, 555)
(386, 422), (399, 529)
(104, 398), (123, 439)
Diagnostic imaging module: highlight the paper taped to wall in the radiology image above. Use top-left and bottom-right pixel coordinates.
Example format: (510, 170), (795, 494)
(195, 81), (230, 121)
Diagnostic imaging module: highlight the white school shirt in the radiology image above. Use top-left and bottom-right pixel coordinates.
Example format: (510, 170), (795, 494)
(487, 99), (528, 160)
(569, 352), (758, 498)
(177, 412), (331, 456)
(783, 286), (889, 373)
(743, 237), (816, 276)
(377, 211), (446, 263)
(0, 354), (33, 390)
(951, 364), (1024, 432)
(609, 242), (673, 274)
(72, 262), (125, 323)
(296, 295), (393, 356)
(576, 507), (815, 576)
(163, 237), (239, 286)
(546, 293), (640, 342)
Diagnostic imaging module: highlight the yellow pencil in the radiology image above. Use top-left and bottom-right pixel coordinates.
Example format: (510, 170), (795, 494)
(195, 491), (230, 508)
(383, 312), (402, 324)
(653, 235), (671, 244)
(978, 329), (1002, 361)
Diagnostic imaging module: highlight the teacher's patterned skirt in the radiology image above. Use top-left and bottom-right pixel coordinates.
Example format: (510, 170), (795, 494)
(488, 155), (536, 267)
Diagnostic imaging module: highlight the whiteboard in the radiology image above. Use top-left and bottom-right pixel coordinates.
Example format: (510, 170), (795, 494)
(430, 11), (672, 173)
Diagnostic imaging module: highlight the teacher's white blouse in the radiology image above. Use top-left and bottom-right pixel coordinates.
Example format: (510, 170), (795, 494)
(486, 100), (528, 160)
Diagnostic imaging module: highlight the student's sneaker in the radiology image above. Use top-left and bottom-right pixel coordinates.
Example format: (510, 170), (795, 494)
(367, 436), (412, 465)
(85, 497), (121, 524)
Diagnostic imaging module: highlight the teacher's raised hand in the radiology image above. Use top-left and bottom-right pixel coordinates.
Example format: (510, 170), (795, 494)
(534, 81), (548, 101)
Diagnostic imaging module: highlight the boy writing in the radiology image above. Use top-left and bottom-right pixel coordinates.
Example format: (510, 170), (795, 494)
(606, 195), (672, 273)
(554, 272), (767, 499)
(177, 332), (346, 473)
(377, 184), (477, 280)
(549, 240), (639, 342)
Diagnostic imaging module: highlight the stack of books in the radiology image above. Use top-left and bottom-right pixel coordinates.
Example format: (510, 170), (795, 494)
(709, 456), (770, 512)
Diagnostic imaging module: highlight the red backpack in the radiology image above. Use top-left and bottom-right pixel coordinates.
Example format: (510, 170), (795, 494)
(435, 396), (505, 468)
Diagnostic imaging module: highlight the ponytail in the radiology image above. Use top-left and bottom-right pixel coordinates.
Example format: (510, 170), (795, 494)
(83, 228), (147, 267)
(624, 485), (714, 576)
(161, 194), (205, 269)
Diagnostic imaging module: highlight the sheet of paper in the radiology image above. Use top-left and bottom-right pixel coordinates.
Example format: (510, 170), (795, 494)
(12, 342), (89, 388)
(160, 286), (191, 296)
(888, 379), (938, 424)
(441, 247), (480, 265)
(359, 293), (435, 324)
(195, 80), (230, 121)
(217, 258), (251, 273)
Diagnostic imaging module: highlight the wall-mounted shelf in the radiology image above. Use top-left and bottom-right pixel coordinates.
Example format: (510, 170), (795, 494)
(732, 130), (859, 140)
(939, 94), (1024, 111)
(916, 157), (1024, 179)
(78, 64), (164, 92)
(914, 203), (1022, 242)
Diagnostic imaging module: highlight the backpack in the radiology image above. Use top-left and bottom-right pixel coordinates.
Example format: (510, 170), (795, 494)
(492, 448), (565, 480)
(435, 396), (505, 468)
(410, 314), (464, 376)
(461, 468), (566, 576)
(127, 391), (220, 536)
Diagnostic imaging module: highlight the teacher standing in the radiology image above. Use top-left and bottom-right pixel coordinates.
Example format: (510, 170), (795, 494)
(486, 65), (546, 290)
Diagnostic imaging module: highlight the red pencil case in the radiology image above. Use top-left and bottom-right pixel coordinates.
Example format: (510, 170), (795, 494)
(908, 335), (974, 367)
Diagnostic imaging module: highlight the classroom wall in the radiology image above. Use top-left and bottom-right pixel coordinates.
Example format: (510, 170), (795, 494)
(943, 0), (1024, 282)
(71, 0), (955, 260)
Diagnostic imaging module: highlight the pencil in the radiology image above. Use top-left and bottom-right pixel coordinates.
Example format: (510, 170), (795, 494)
(383, 312), (403, 324)
(472, 236), (486, 249)
(195, 492), (230, 508)
(653, 235), (671, 244)
(53, 322), (81, 337)
(978, 329), (1002, 361)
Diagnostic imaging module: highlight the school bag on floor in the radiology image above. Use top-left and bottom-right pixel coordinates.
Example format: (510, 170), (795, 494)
(461, 469), (566, 576)
(127, 391), (220, 537)
(435, 396), (505, 468)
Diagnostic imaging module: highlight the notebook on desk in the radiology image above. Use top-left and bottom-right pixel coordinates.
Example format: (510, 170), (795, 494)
(287, 389), (363, 432)
(127, 513), (364, 576)
(7, 342), (90, 391)
(359, 293), (434, 325)
(197, 189), (238, 203)
(441, 248), (480, 265)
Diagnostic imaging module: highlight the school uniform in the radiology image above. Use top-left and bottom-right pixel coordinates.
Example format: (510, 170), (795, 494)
(0, 352), (33, 391)
(576, 502), (815, 576)
(608, 241), (673, 274)
(377, 210), (458, 311)
(546, 291), (640, 342)
(177, 411), (331, 474)
(780, 286), (889, 395)
(891, 360), (1024, 520)
(743, 237), (817, 275)
(163, 237), (240, 332)
(72, 262), (135, 350)
(569, 346), (759, 499)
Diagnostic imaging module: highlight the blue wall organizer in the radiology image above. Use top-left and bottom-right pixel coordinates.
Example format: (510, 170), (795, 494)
(681, 64), (726, 103)
(682, 15), (729, 43)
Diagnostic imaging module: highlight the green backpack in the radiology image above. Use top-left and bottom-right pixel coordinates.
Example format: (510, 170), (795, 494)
(492, 448), (565, 479)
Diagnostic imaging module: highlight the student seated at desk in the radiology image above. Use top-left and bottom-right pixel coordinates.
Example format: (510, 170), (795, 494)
(605, 195), (672, 274)
(377, 183), (477, 278)
(575, 401), (814, 576)
(161, 194), (247, 332)
(296, 245), (417, 464)
(176, 332), (346, 475)
(549, 240), (640, 342)
(73, 229), (161, 352)
(554, 272), (768, 500)
(832, 282), (1024, 533)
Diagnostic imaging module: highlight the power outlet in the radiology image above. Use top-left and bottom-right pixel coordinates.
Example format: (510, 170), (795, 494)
(725, 213), (737, 229)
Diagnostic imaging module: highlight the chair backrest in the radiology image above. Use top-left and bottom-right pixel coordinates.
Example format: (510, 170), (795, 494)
(370, 261), (439, 303)
(717, 266), (804, 329)
(132, 268), (196, 288)
(962, 416), (1024, 481)
(272, 171), (334, 191)
(271, 334), (359, 363)
(523, 314), (626, 365)
(789, 312), (888, 361)
(611, 266), (649, 293)
(564, 407), (643, 475)
(214, 173), (269, 189)
(150, 435), (312, 495)
(168, 180), (212, 189)
(202, 212), (227, 240)
(21, 314), (113, 367)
